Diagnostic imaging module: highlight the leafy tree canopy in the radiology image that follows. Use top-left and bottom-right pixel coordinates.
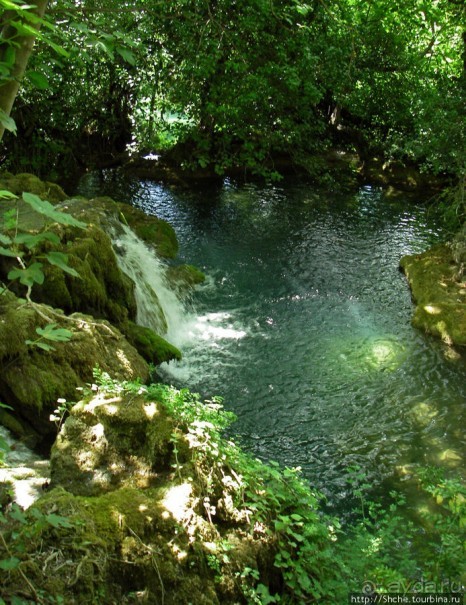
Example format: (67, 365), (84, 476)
(0, 0), (464, 182)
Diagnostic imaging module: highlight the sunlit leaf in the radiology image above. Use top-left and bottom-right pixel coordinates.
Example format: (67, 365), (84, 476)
(36, 323), (73, 342)
(0, 109), (17, 135)
(0, 190), (18, 199)
(27, 70), (49, 90)
(46, 251), (80, 277)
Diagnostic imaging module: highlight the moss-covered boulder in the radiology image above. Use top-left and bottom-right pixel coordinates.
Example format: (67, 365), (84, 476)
(166, 264), (206, 296)
(400, 243), (466, 348)
(36, 386), (272, 604)
(50, 391), (175, 495)
(32, 223), (138, 327)
(0, 171), (68, 203)
(126, 321), (182, 365)
(0, 294), (149, 444)
(59, 195), (179, 259)
(117, 202), (179, 259)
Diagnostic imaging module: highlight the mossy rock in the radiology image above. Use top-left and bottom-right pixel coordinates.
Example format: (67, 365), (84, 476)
(400, 243), (466, 348)
(126, 321), (182, 365)
(166, 264), (206, 295)
(32, 224), (137, 327)
(0, 171), (68, 203)
(51, 391), (175, 495)
(0, 485), (223, 604)
(117, 202), (179, 259)
(0, 295), (148, 443)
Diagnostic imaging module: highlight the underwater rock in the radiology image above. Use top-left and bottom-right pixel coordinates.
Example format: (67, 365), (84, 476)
(400, 243), (466, 349)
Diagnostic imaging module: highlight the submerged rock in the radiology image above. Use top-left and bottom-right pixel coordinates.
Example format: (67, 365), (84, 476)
(400, 242), (466, 349)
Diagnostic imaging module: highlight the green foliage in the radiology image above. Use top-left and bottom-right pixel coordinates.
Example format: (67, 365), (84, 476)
(49, 397), (74, 431)
(0, 402), (12, 464)
(1, 0), (464, 189)
(0, 190), (85, 299)
(0, 502), (72, 604)
(90, 371), (466, 602)
(25, 323), (73, 352)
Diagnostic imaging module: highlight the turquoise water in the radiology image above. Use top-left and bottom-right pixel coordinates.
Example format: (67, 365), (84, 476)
(79, 173), (465, 506)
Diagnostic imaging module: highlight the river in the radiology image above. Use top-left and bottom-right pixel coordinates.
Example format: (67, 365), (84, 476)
(79, 171), (465, 509)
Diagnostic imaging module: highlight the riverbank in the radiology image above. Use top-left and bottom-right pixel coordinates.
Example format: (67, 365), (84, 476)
(0, 172), (464, 603)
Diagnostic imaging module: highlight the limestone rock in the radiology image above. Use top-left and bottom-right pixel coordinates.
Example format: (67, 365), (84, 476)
(0, 294), (149, 444)
(400, 243), (466, 349)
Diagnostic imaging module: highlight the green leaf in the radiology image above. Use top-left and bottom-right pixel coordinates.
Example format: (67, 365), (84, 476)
(45, 251), (80, 277)
(36, 323), (73, 342)
(45, 513), (73, 528)
(14, 232), (60, 249)
(43, 38), (70, 58)
(0, 246), (18, 257)
(0, 557), (21, 571)
(27, 70), (49, 90)
(0, 190), (18, 199)
(21, 193), (86, 228)
(116, 47), (136, 65)
(25, 339), (54, 351)
(8, 262), (44, 286)
(9, 505), (27, 524)
(0, 109), (17, 135)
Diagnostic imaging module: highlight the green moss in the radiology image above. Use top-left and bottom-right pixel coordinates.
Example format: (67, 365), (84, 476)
(117, 203), (179, 258)
(0, 171), (68, 203)
(400, 243), (466, 348)
(126, 321), (182, 364)
(167, 264), (206, 294)
(33, 225), (137, 326)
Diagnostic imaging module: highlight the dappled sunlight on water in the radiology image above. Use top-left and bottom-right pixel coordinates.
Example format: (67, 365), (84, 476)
(79, 173), (465, 510)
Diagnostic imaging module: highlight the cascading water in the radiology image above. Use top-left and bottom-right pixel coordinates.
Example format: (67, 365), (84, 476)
(110, 224), (189, 345)
(110, 223), (250, 362)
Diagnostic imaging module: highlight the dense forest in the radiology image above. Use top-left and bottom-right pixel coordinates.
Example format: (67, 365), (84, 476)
(0, 0), (465, 192)
(0, 1), (465, 604)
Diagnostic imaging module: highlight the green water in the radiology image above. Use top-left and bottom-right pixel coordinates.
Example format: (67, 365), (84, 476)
(79, 173), (465, 507)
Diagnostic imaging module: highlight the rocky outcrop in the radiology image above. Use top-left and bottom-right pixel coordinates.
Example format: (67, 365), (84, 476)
(0, 173), (199, 444)
(0, 171), (68, 204)
(0, 293), (149, 445)
(0, 385), (273, 604)
(400, 240), (466, 349)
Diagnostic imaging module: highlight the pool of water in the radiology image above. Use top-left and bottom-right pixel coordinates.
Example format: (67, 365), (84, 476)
(79, 172), (465, 506)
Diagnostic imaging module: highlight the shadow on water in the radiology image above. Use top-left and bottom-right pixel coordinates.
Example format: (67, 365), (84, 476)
(78, 171), (465, 514)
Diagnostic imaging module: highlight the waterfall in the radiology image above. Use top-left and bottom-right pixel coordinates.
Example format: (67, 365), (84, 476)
(110, 222), (249, 387)
(111, 224), (189, 346)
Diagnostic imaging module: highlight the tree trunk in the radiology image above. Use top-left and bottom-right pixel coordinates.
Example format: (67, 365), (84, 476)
(0, 0), (48, 142)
